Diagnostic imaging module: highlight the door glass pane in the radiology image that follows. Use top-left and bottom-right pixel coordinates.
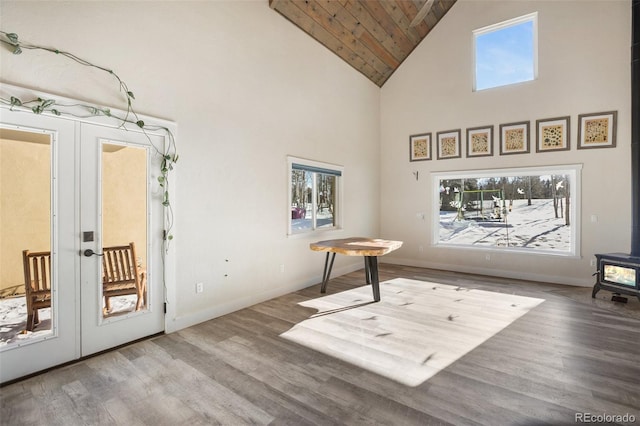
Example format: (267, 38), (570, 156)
(0, 128), (53, 347)
(101, 142), (148, 318)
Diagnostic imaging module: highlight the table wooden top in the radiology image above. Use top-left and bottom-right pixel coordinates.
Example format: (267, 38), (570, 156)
(310, 237), (403, 257)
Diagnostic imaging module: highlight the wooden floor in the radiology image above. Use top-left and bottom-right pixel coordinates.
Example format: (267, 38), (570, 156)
(2, 264), (640, 425)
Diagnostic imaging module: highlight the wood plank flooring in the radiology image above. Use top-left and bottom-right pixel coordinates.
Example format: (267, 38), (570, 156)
(2, 264), (640, 425)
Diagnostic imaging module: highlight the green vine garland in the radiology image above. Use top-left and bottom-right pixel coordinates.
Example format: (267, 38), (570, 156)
(0, 31), (178, 245)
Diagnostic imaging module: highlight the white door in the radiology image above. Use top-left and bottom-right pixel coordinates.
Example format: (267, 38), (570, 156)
(0, 109), (167, 382)
(79, 123), (165, 356)
(0, 111), (79, 383)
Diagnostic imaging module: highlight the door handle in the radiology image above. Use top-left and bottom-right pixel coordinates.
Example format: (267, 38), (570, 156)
(83, 249), (104, 257)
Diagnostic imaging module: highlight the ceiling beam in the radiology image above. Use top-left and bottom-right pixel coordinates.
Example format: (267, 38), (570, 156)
(409, 0), (435, 27)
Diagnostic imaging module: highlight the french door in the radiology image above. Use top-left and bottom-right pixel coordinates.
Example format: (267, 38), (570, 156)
(0, 108), (166, 383)
(79, 123), (165, 356)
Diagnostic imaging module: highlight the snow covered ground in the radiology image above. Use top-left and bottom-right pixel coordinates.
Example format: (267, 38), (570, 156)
(291, 204), (335, 232)
(438, 198), (571, 252)
(0, 295), (137, 347)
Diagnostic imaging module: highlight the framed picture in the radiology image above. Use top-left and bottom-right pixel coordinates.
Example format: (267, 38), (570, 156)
(577, 111), (617, 149)
(536, 116), (570, 152)
(466, 125), (493, 157)
(409, 133), (432, 161)
(499, 121), (530, 155)
(436, 129), (461, 160)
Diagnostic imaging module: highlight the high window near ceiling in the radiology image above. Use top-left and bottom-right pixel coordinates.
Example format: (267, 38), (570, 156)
(288, 156), (342, 235)
(474, 12), (538, 91)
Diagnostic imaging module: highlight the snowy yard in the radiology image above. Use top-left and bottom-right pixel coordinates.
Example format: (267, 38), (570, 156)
(438, 198), (571, 252)
(0, 295), (138, 347)
(291, 204), (335, 232)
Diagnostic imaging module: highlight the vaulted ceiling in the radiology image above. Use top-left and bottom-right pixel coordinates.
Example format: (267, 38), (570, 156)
(269, 0), (457, 87)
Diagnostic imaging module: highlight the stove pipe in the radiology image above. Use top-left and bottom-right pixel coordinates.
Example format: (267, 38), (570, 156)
(631, 0), (640, 257)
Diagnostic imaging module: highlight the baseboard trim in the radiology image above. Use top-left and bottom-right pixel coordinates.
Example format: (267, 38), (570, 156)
(166, 262), (363, 333)
(380, 257), (592, 288)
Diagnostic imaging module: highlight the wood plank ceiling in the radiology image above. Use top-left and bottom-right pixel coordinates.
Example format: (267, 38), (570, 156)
(269, 0), (458, 87)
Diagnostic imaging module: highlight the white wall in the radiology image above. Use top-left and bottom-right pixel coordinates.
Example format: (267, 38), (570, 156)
(380, 0), (632, 286)
(0, 0), (381, 331)
(2, 0), (631, 334)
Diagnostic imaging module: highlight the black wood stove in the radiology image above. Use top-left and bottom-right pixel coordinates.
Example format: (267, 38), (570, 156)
(592, 253), (640, 302)
(592, 0), (640, 302)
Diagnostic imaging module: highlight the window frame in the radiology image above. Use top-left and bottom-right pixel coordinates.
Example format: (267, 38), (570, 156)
(473, 12), (538, 92)
(431, 164), (582, 257)
(287, 156), (343, 236)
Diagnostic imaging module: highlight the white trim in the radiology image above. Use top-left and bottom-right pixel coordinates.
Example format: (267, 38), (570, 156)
(473, 12), (538, 37)
(0, 83), (176, 133)
(166, 261), (362, 333)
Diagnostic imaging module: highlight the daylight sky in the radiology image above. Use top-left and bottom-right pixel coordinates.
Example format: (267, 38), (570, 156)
(475, 19), (535, 91)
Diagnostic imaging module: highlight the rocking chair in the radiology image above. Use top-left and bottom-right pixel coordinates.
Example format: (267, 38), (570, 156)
(102, 242), (146, 312)
(22, 250), (52, 331)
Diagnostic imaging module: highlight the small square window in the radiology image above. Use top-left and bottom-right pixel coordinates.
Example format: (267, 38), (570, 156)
(474, 13), (538, 91)
(288, 157), (342, 235)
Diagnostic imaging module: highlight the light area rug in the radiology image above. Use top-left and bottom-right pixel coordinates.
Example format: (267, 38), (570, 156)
(281, 278), (545, 387)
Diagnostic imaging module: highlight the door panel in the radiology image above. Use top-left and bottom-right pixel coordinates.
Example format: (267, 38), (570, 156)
(0, 111), (79, 383)
(79, 123), (164, 356)
(0, 108), (167, 383)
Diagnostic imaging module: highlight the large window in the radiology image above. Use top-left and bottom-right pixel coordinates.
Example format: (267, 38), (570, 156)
(473, 12), (537, 91)
(288, 156), (342, 235)
(432, 165), (581, 256)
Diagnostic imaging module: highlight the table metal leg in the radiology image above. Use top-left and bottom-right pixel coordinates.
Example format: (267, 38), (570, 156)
(366, 256), (380, 302)
(320, 252), (336, 294)
(364, 257), (371, 284)
(319, 253), (379, 301)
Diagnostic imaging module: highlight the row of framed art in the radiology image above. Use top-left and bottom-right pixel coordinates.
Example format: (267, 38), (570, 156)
(409, 110), (617, 161)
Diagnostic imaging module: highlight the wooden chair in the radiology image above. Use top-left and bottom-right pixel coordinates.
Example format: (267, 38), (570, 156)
(102, 242), (146, 313)
(22, 250), (52, 331)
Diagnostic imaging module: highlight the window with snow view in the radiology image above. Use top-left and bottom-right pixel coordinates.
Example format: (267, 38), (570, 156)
(432, 165), (581, 256)
(288, 157), (342, 235)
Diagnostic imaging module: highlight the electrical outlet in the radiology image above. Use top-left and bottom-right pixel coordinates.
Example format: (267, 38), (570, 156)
(485, 254), (491, 261)
(280, 264), (285, 273)
(418, 245), (424, 253)
(590, 259), (596, 267)
(196, 282), (204, 293)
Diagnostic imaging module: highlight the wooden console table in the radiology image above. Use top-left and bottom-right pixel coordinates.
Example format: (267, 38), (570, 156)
(310, 237), (403, 302)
